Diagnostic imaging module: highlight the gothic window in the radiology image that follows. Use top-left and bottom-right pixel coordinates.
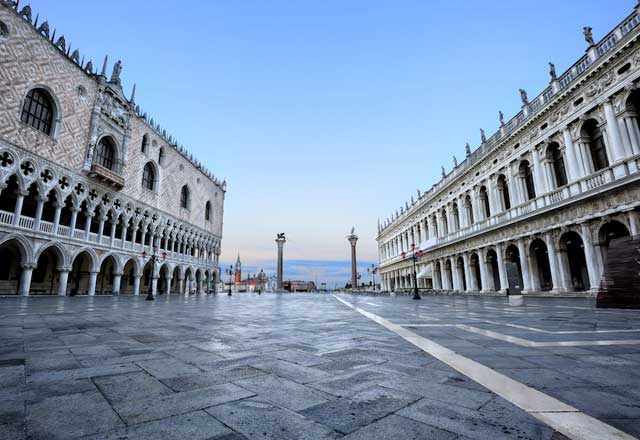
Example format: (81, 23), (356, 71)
(520, 161), (536, 200)
(583, 119), (609, 172)
(205, 201), (211, 221)
(20, 88), (55, 135)
(547, 143), (567, 187)
(142, 162), (155, 190)
(465, 195), (474, 225)
(452, 203), (460, 229)
(180, 185), (190, 209)
(497, 174), (510, 210)
(441, 209), (448, 235)
(141, 134), (148, 153)
(479, 186), (491, 218)
(96, 137), (115, 170)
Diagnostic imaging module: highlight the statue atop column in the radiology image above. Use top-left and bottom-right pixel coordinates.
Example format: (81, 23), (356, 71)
(275, 233), (286, 290)
(347, 228), (359, 290)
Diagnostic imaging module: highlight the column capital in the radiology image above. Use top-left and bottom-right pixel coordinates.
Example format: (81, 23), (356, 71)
(58, 265), (72, 272)
(21, 262), (37, 270)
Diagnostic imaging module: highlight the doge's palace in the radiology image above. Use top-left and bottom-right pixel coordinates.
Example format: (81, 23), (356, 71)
(0, 2), (225, 296)
(377, 2), (640, 296)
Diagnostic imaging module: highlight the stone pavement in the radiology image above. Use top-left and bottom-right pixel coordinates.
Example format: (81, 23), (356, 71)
(0, 292), (638, 439)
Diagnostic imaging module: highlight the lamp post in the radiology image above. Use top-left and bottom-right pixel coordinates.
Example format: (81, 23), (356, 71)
(141, 247), (166, 301)
(367, 263), (376, 290)
(401, 243), (423, 300)
(226, 265), (233, 296)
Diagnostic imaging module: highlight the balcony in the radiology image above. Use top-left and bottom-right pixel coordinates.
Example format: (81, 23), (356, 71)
(89, 164), (124, 189)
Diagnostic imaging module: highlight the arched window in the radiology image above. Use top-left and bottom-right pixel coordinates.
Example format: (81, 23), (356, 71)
(180, 185), (189, 209)
(519, 161), (536, 200)
(583, 119), (609, 172)
(96, 137), (115, 170)
(205, 201), (211, 221)
(547, 143), (567, 188)
(441, 209), (448, 235)
(452, 203), (460, 230)
(20, 88), (55, 135)
(142, 162), (155, 190)
(479, 186), (490, 218)
(465, 195), (474, 225)
(141, 134), (148, 153)
(497, 174), (510, 210)
(158, 148), (165, 165)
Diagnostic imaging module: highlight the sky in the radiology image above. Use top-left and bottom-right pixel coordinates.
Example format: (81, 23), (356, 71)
(32, 0), (630, 284)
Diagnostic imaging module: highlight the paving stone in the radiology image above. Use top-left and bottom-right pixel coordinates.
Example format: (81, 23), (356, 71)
(251, 359), (331, 384)
(27, 363), (140, 384)
(342, 414), (457, 440)
(235, 374), (334, 411)
(206, 398), (339, 439)
(314, 354), (385, 373)
(113, 382), (255, 425)
(161, 366), (266, 391)
(26, 391), (123, 440)
(84, 410), (232, 440)
(0, 365), (24, 389)
(0, 398), (25, 440)
(135, 358), (203, 379)
(23, 378), (96, 403)
(272, 349), (330, 367)
(93, 371), (174, 403)
(300, 385), (420, 434)
(308, 369), (390, 397)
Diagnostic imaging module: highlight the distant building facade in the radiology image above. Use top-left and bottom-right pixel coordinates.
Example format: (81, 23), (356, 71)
(282, 280), (316, 292)
(0, 2), (225, 295)
(377, 4), (640, 296)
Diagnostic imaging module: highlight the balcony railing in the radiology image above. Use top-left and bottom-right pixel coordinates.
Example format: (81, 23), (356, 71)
(89, 164), (125, 189)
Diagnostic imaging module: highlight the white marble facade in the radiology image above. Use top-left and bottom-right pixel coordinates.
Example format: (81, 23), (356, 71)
(0, 2), (224, 295)
(377, 3), (640, 296)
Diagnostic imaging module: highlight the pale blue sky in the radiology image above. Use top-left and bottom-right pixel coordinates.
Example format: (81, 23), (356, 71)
(36, 0), (628, 284)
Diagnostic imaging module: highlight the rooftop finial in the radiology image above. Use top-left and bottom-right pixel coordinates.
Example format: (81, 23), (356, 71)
(130, 83), (136, 103)
(100, 55), (108, 77)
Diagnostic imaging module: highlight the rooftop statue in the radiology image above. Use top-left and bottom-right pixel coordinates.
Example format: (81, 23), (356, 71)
(499, 110), (505, 126)
(519, 88), (529, 106)
(465, 142), (471, 157)
(583, 26), (595, 46)
(276, 232), (286, 239)
(549, 62), (557, 80)
(111, 60), (122, 83)
(453, 155), (458, 167)
(480, 128), (486, 143)
(441, 165), (446, 178)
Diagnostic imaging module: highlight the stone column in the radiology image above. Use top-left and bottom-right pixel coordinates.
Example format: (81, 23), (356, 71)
(12, 190), (26, 226)
(57, 266), (70, 296)
(110, 220), (117, 247)
(87, 271), (98, 296)
(112, 271), (122, 296)
(276, 234), (286, 290)
(480, 250), (494, 292)
(517, 239), (533, 293)
(562, 127), (582, 181)
(151, 275), (159, 297)
(18, 263), (35, 296)
(487, 179), (498, 217)
(121, 224), (128, 249)
(603, 99), (630, 162)
(177, 275), (185, 294)
(544, 232), (566, 293)
(52, 202), (63, 235)
(165, 276), (172, 295)
(556, 248), (573, 292)
(528, 252), (541, 292)
(580, 223), (602, 291)
(133, 274), (141, 296)
(83, 212), (93, 241)
(69, 208), (79, 238)
(532, 147), (547, 196)
(450, 257), (459, 292)
(347, 230), (358, 289)
(439, 259), (447, 290)
(97, 216), (106, 242)
(622, 115), (640, 155)
(33, 195), (45, 231)
(628, 210), (640, 236)
(495, 243), (508, 293)
(462, 253), (473, 292)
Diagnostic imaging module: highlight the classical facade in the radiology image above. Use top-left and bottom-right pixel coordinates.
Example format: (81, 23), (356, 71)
(0, 2), (225, 296)
(377, 3), (640, 296)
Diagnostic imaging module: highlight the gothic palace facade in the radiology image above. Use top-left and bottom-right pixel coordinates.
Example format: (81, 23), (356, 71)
(0, 2), (225, 295)
(377, 3), (640, 296)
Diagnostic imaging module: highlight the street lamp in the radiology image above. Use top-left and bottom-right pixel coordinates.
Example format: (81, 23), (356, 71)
(367, 263), (377, 290)
(226, 264), (233, 296)
(401, 243), (424, 300)
(141, 246), (167, 301)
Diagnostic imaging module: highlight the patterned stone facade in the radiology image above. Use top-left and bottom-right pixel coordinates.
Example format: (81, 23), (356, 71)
(0, 2), (225, 296)
(376, 3), (640, 296)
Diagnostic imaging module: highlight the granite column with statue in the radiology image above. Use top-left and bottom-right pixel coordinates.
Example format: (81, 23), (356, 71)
(275, 233), (286, 290)
(347, 228), (359, 289)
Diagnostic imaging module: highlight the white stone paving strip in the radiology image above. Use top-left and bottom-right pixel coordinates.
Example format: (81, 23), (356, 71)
(465, 318), (640, 334)
(399, 323), (640, 347)
(333, 295), (638, 440)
